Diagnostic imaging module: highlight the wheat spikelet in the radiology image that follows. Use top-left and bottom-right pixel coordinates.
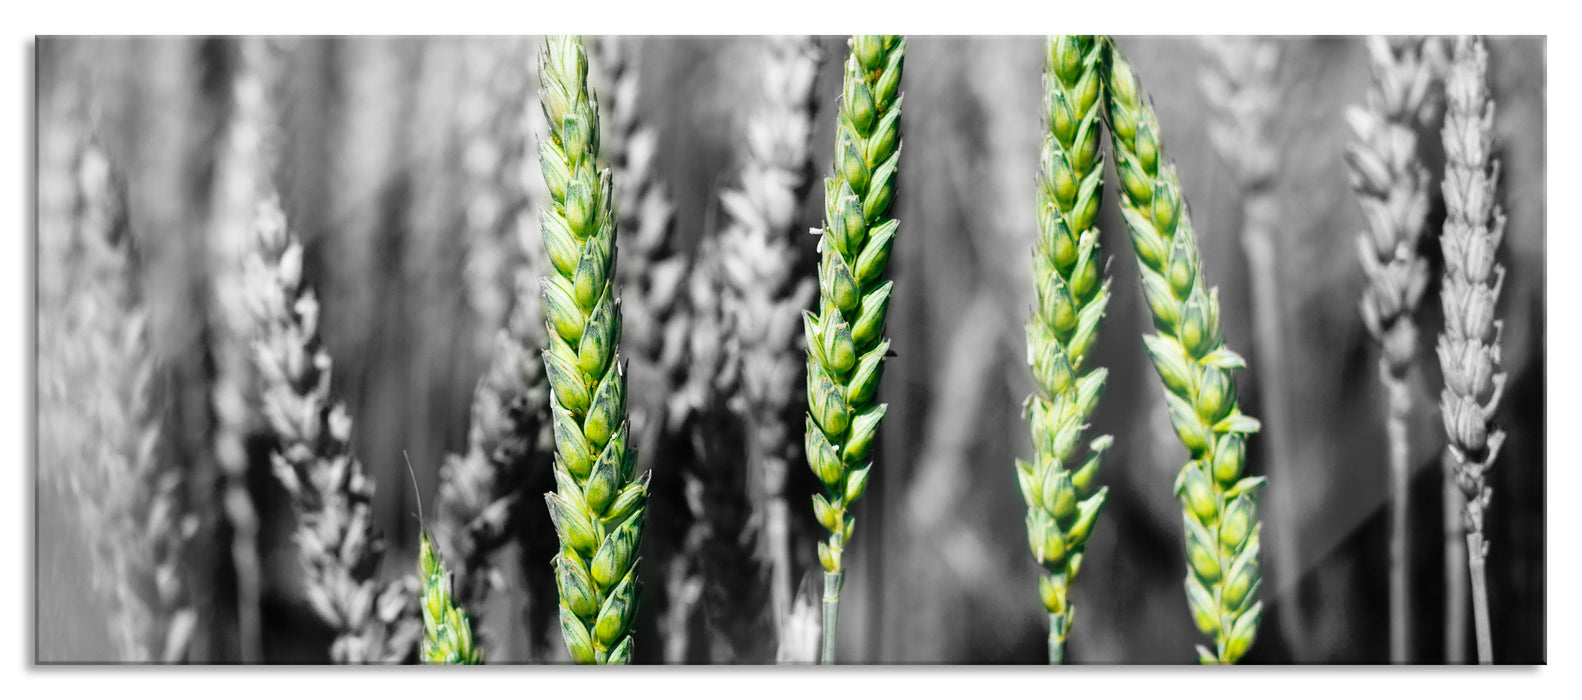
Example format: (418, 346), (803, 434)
(420, 532), (484, 664)
(205, 37), (284, 662)
(1437, 35), (1505, 666)
(1345, 35), (1437, 663)
(804, 34), (906, 664)
(537, 35), (647, 665)
(40, 89), (200, 662)
(1015, 35), (1113, 665)
(1103, 38), (1266, 665)
(246, 198), (420, 663)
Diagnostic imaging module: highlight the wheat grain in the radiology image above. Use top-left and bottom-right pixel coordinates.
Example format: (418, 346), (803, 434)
(537, 35), (647, 665)
(421, 532), (485, 664)
(1016, 35), (1113, 665)
(1103, 38), (1266, 665)
(1345, 35), (1437, 664)
(804, 34), (906, 664)
(1437, 35), (1505, 666)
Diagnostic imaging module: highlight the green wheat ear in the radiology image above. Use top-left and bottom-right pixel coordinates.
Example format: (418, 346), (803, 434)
(538, 34), (646, 666)
(1101, 37), (1265, 665)
(1018, 34), (1113, 665)
(420, 531), (484, 665)
(804, 34), (905, 665)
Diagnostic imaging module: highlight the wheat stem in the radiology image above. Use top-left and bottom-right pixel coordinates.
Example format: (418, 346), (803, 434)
(1437, 35), (1504, 666)
(803, 35), (906, 665)
(1103, 37), (1266, 665)
(1017, 35), (1114, 665)
(537, 35), (646, 665)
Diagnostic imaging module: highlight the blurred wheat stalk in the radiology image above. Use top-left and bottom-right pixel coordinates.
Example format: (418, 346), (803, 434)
(1345, 36), (1439, 664)
(1016, 35), (1113, 665)
(1436, 35), (1505, 666)
(1105, 37), (1266, 665)
(39, 87), (198, 663)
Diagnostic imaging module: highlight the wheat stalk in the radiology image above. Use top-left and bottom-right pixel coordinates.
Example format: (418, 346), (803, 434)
(804, 34), (906, 664)
(1103, 37), (1266, 665)
(246, 197), (420, 663)
(1437, 35), (1505, 666)
(1345, 35), (1437, 664)
(39, 93), (200, 662)
(420, 531), (485, 664)
(537, 35), (647, 665)
(1016, 35), (1113, 665)
(205, 37), (284, 662)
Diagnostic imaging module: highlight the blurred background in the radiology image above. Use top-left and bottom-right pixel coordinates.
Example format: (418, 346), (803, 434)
(35, 35), (1545, 664)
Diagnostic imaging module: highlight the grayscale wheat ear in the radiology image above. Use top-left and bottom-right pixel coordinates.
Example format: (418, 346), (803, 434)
(249, 198), (421, 663)
(40, 90), (199, 662)
(1345, 36), (1438, 664)
(1437, 35), (1505, 666)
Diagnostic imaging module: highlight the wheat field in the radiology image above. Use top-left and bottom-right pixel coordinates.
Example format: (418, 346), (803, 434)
(33, 35), (1545, 665)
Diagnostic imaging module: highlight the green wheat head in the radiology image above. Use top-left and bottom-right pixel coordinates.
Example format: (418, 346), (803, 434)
(803, 34), (905, 638)
(1102, 38), (1265, 665)
(420, 532), (483, 665)
(1016, 35), (1113, 665)
(537, 35), (646, 666)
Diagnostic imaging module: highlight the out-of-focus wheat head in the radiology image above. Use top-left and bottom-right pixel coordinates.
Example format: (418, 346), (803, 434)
(715, 36), (822, 629)
(538, 35), (647, 665)
(435, 36), (561, 661)
(247, 198), (419, 663)
(420, 532), (484, 664)
(205, 36), (284, 663)
(587, 36), (689, 463)
(1017, 35), (1113, 665)
(1104, 38), (1266, 665)
(1345, 35), (1438, 663)
(1437, 35), (1505, 665)
(39, 89), (199, 662)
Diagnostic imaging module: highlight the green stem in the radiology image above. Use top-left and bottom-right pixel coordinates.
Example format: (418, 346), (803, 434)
(1467, 532), (1493, 664)
(1048, 612), (1066, 665)
(821, 569), (842, 664)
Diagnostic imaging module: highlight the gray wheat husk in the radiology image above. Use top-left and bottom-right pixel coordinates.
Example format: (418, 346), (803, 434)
(248, 198), (422, 663)
(1345, 35), (1439, 664)
(1436, 35), (1505, 666)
